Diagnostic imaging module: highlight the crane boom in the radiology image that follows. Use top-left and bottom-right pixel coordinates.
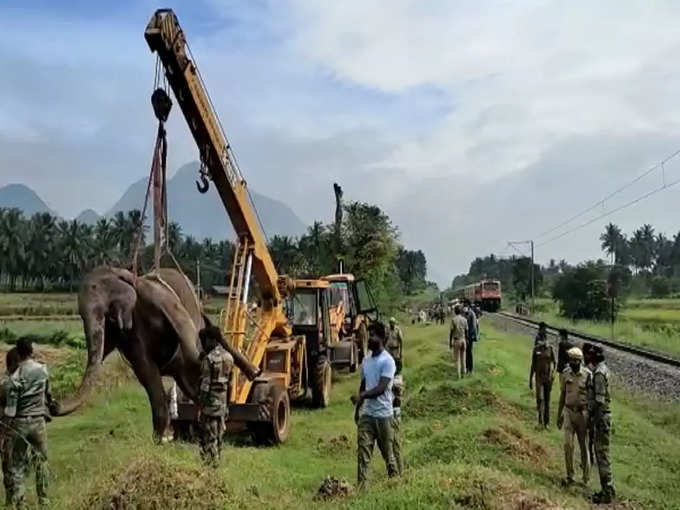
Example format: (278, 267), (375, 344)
(145, 9), (291, 405)
(144, 9), (280, 305)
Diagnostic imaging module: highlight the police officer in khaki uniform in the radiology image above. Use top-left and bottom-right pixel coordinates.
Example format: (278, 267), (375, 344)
(197, 326), (233, 467)
(557, 347), (591, 486)
(589, 345), (615, 504)
(386, 317), (404, 373)
(529, 334), (556, 428)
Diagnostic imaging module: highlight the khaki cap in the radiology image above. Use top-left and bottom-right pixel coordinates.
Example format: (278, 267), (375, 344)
(567, 347), (583, 360)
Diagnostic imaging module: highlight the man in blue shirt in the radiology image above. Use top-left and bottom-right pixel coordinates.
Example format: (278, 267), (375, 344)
(354, 322), (398, 487)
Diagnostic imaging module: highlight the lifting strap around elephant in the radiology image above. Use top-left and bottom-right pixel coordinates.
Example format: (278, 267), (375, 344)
(129, 72), (199, 310)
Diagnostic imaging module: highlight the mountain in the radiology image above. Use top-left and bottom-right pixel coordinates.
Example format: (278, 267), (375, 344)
(107, 161), (307, 239)
(75, 209), (101, 225)
(0, 184), (55, 216)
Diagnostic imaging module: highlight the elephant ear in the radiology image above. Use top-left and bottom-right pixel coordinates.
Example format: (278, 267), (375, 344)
(136, 276), (201, 364)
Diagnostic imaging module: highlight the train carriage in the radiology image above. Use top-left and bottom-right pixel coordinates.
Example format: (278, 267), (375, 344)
(454, 279), (501, 312)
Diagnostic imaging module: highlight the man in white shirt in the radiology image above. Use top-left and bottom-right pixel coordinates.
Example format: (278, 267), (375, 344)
(354, 322), (398, 487)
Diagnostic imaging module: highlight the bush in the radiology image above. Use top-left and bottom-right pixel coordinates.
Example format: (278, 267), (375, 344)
(650, 276), (672, 298)
(552, 262), (622, 321)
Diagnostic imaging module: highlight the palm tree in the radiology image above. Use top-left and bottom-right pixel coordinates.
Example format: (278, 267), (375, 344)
(167, 222), (183, 253)
(0, 209), (27, 290)
(59, 219), (88, 290)
(25, 213), (57, 290)
(93, 218), (117, 265)
(600, 223), (623, 259)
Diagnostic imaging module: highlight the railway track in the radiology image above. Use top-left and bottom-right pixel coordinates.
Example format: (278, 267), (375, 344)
(493, 311), (680, 369)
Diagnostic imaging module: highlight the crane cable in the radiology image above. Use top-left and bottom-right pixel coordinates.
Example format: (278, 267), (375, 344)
(128, 59), (200, 309)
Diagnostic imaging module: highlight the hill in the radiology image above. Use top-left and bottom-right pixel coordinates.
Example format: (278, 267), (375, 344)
(1, 163), (307, 239)
(0, 183), (55, 216)
(107, 161), (307, 239)
(75, 209), (101, 225)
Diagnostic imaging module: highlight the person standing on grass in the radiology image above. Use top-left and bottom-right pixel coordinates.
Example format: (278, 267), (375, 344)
(557, 347), (592, 487)
(464, 302), (478, 374)
(386, 317), (404, 373)
(449, 306), (468, 379)
(5, 338), (57, 508)
(535, 322), (548, 346)
(556, 329), (573, 374)
(589, 346), (615, 505)
(354, 322), (398, 488)
(529, 333), (556, 428)
(391, 361), (405, 475)
(197, 326), (233, 468)
(0, 348), (19, 506)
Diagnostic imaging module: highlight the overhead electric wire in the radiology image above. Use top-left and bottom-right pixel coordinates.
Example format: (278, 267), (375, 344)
(536, 147), (680, 240)
(537, 175), (680, 247)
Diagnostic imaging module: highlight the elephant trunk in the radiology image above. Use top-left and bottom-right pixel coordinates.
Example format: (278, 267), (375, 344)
(54, 308), (106, 416)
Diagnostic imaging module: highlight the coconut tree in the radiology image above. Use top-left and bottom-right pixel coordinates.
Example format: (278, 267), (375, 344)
(0, 208), (27, 290)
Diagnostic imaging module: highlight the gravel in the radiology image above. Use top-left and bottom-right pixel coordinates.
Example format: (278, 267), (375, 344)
(488, 314), (680, 402)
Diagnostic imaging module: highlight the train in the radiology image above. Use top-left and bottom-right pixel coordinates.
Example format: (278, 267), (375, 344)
(453, 279), (501, 312)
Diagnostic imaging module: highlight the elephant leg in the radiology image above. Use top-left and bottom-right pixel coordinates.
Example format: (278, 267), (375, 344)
(123, 346), (168, 441)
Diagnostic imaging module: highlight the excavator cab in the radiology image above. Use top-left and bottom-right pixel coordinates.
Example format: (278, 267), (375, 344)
(322, 274), (379, 363)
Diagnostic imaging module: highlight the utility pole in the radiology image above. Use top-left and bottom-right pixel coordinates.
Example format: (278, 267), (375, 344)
(508, 240), (536, 313)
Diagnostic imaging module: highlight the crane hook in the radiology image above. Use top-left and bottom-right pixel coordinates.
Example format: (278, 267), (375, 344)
(196, 174), (209, 194)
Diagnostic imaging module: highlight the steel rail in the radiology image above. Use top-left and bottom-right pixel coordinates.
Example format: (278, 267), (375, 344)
(494, 311), (680, 369)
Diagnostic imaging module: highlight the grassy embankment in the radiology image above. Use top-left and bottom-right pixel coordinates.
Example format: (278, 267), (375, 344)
(13, 318), (674, 509)
(530, 297), (680, 358)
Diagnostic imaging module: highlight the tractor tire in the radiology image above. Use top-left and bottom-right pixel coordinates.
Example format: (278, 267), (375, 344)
(357, 322), (369, 363)
(311, 355), (332, 408)
(349, 341), (358, 373)
(248, 383), (291, 445)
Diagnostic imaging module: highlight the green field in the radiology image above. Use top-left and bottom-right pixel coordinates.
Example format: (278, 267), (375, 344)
(530, 298), (680, 357)
(7, 319), (672, 509)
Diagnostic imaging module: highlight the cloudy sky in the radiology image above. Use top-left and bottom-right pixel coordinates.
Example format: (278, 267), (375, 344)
(2, 0), (680, 286)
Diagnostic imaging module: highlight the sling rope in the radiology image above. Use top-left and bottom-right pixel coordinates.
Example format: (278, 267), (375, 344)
(128, 58), (199, 311)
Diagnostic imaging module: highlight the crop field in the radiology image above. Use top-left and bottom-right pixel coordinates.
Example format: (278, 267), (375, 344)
(0, 316), (670, 509)
(531, 297), (680, 357)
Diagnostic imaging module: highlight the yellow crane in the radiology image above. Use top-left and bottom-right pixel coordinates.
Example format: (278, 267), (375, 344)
(145, 8), (321, 444)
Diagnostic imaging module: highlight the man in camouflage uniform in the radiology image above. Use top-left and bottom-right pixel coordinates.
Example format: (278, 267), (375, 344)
(557, 347), (591, 486)
(197, 326), (233, 468)
(0, 349), (19, 506)
(589, 345), (615, 504)
(386, 317), (404, 373)
(5, 338), (57, 508)
(529, 333), (556, 428)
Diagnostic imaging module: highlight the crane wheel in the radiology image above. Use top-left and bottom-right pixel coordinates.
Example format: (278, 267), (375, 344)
(311, 355), (332, 408)
(248, 383), (290, 445)
(357, 322), (369, 363)
(349, 341), (358, 373)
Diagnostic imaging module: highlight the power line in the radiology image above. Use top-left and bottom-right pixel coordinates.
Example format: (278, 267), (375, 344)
(535, 147), (680, 240)
(537, 175), (680, 247)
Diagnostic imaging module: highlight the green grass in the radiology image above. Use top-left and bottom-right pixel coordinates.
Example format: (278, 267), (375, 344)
(20, 319), (675, 509)
(529, 298), (680, 357)
(0, 320), (85, 348)
(0, 293), (78, 317)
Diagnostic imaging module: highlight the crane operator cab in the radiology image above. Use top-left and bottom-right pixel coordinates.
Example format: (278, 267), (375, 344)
(287, 280), (336, 408)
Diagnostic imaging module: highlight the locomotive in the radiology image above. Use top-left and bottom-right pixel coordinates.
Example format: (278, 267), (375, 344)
(453, 280), (501, 312)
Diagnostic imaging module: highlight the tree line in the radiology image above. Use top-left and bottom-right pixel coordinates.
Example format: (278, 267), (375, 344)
(447, 221), (680, 320)
(0, 202), (429, 309)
